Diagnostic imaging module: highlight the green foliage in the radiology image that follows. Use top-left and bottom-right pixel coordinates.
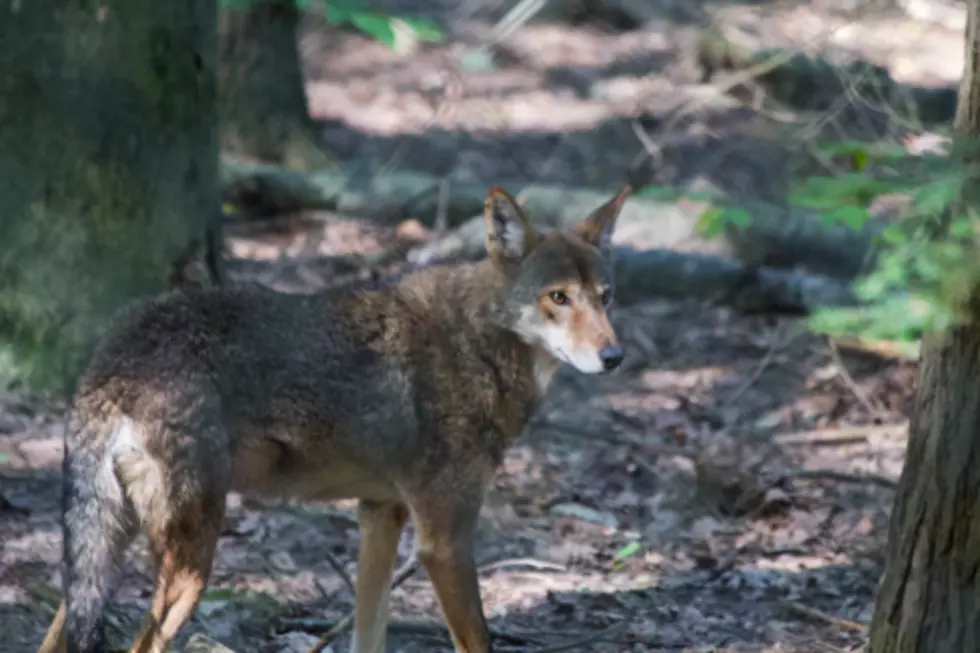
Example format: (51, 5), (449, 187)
(633, 185), (751, 238)
(789, 172), (903, 212)
(692, 135), (979, 344)
(612, 540), (642, 571)
(803, 158), (974, 343)
(697, 206), (751, 237)
(219, 0), (444, 48)
(322, 0), (446, 47)
(810, 138), (908, 168)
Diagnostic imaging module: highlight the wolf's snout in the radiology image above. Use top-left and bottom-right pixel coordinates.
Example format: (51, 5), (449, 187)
(599, 344), (623, 371)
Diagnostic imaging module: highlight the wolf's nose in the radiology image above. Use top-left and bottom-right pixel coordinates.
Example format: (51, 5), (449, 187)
(599, 345), (624, 371)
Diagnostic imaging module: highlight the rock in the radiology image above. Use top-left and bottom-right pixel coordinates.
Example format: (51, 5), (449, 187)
(274, 631), (325, 653)
(184, 633), (237, 653)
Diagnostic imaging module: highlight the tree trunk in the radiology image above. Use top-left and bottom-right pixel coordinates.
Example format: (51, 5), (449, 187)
(0, 0), (218, 395)
(867, 3), (980, 651)
(219, 1), (331, 171)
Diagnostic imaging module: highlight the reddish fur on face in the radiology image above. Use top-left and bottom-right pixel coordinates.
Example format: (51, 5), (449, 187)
(540, 282), (617, 353)
(568, 300), (615, 353)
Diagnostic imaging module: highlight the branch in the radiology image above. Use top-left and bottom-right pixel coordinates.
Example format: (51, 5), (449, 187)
(788, 468), (898, 489)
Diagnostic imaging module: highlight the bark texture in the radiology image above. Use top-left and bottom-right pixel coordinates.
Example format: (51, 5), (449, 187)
(0, 0), (218, 394)
(868, 3), (980, 651)
(219, 1), (331, 170)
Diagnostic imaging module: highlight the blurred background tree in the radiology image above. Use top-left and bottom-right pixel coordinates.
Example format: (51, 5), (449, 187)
(0, 0), (218, 395)
(219, 0), (329, 170)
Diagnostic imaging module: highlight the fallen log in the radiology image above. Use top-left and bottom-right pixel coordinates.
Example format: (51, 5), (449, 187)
(611, 246), (859, 314)
(696, 26), (957, 124)
(222, 160), (884, 281)
(220, 159), (699, 235)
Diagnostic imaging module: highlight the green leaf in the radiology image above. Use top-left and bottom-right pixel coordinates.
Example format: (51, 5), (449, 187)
(789, 173), (902, 211)
(949, 217), (975, 238)
(0, 453), (10, 465)
(814, 139), (908, 162)
(913, 176), (960, 216)
(881, 223), (908, 245)
(853, 149), (869, 171)
(614, 541), (642, 561)
(695, 206), (752, 238)
(324, 0), (363, 24)
(826, 205), (870, 231)
(813, 139), (870, 158)
(349, 12), (396, 47)
(696, 206), (726, 238)
(398, 17), (445, 43)
(726, 208), (752, 231)
(913, 252), (947, 282)
(324, 4), (352, 23)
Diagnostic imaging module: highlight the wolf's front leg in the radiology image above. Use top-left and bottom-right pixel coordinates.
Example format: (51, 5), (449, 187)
(352, 500), (410, 653)
(410, 491), (492, 653)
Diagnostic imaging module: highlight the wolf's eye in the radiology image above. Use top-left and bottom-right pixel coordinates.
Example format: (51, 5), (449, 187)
(549, 290), (569, 306)
(600, 287), (612, 306)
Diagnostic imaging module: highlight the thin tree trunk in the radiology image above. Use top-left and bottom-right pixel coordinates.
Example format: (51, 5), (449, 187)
(0, 0), (218, 395)
(219, 1), (331, 171)
(867, 2), (980, 650)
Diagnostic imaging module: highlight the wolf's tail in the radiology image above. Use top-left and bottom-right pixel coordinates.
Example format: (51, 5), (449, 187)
(61, 416), (135, 653)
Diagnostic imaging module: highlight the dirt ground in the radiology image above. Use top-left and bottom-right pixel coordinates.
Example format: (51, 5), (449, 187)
(0, 1), (964, 651)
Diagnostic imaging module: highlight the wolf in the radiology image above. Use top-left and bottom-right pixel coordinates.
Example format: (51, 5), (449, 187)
(37, 183), (631, 653)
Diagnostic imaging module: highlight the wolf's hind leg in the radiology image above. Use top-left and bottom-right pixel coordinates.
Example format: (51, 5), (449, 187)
(121, 413), (230, 653)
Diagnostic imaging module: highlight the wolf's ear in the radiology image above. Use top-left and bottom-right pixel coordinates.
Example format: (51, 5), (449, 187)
(575, 184), (631, 255)
(484, 185), (537, 267)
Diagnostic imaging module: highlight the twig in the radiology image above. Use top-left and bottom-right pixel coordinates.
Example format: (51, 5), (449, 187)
(479, 557), (567, 575)
(304, 614), (353, 653)
(321, 550), (356, 596)
(774, 422), (907, 446)
(830, 335), (920, 362)
(788, 468), (897, 489)
(782, 600), (869, 632)
(305, 552), (420, 653)
(391, 551), (421, 588)
(827, 337), (887, 417)
(489, 0), (547, 43)
(724, 324), (788, 406)
(629, 119), (664, 174)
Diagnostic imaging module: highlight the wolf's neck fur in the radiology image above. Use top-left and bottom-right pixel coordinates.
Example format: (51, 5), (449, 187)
(394, 258), (563, 398)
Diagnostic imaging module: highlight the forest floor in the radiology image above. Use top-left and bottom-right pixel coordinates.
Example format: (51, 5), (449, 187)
(0, 1), (965, 651)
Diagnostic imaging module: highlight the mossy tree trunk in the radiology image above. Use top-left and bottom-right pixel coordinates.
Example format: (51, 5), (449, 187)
(0, 0), (218, 395)
(867, 3), (980, 651)
(219, 1), (332, 171)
